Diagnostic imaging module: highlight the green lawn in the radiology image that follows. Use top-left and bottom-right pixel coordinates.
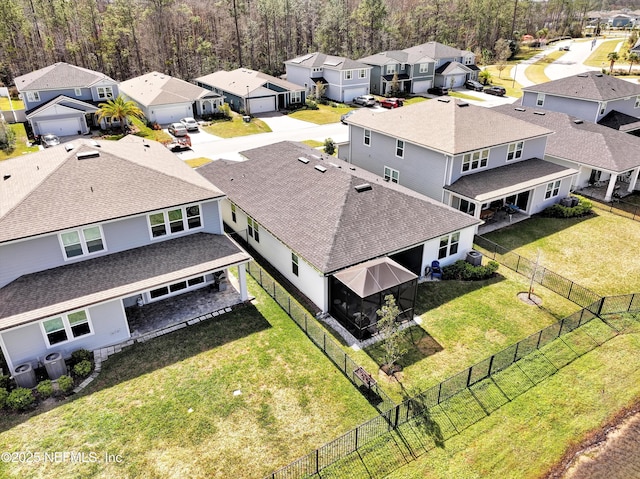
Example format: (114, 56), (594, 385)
(301, 139), (323, 148)
(402, 97), (427, 105)
(448, 91), (485, 102)
(481, 209), (640, 295)
(0, 123), (39, 160)
(524, 50), (567, 84)
(482, 65), (523, 98)
(185, 157), (213, 168)
(202, 114), (271, 137)
(0, 97), (24, 110)
(0, 278), (376, 479)
(584, 39), (624, 68)
(287, 104), (354, 124)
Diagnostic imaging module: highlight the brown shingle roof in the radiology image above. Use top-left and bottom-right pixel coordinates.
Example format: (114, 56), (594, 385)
(119, 71), (211, 106)
(0, 136), (223, 243)
(347, 98), (552, 155)
(0, 233), (250, 330)
(14, 62), (116, 91)
(522, 72), (640, 101)
(197, 141), (480, 274)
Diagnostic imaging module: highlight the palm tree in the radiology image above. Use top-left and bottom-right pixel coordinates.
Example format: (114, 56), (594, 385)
(96, 95), (144, 133)
(479, 68), (492, 85)
(628, 52), (639, 74)
(607, 52), (620, 74)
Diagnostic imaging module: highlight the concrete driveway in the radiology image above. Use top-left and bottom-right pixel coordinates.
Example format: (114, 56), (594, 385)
(252, 112), (316, 132)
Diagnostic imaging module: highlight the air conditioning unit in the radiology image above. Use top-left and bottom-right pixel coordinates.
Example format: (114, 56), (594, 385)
(43, 352), (67, 380)
(13, 363), (37, 388)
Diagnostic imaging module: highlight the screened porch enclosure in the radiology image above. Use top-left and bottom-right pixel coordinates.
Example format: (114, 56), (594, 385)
(329, 258), (418, 340)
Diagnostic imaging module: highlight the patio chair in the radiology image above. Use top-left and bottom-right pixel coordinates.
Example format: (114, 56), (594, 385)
(430, 260), (443, 280)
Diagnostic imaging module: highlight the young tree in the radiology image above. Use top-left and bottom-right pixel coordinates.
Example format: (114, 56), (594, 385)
(0, 119), (16, 153)
(376, 295), (407, 375)
(494, 38), (511, 78)
(315, 81), (326, 101)
(628, 52), (639, 74)
(323, 137), (336, 155)
(389, 72), (400, 96)
(608, 51), (619, 73)
(96, 95), (144, 133)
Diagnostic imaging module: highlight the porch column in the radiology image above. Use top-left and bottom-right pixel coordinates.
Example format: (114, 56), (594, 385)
(628, 167), (640, 194)
(238, 263), (249, 301)
(604, 173), (619, 202)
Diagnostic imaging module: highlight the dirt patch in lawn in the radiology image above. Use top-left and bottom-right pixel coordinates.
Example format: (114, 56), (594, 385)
(518, 292), (542, 306)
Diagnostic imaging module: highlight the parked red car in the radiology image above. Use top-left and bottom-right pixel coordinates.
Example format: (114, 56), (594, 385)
(380, 97), (404, 109)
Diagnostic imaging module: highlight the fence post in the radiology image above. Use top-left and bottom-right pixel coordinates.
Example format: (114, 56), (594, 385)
(259, 268), (262, 285)
(558, 318), (565, 337)
(355, 427), (359, 450)
(394, 405), (400, 428)
(437, 382), (442, 404)
(628, 294), (634, 313)
(323, 333), (326, 352)
(516, 255), (520, 272)
(513, 342), (519, 362)
(315, 449), (320, 474)
(466, 367), (473, 387)
(568, 282), (574, 301)
(288, 297), (291, 315)
(488, 355), (495, 376)
(536, 330), (543, 350)
(273, 282), (276, 298)
(344, 354), (347, 373)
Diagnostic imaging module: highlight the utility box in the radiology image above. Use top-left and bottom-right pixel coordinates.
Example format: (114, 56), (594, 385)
(13, 363), (36, 389)
(560, 197), (573, 207)
(44, 352), (67, 380)
(466, 250), (483, 266)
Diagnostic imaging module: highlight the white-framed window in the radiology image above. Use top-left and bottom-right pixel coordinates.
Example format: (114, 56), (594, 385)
(396, 139), (405, 158)
(384, 166), (399, 183)
(462, 149), (489, 172)
(292, 253), (299, 276)
(59, 226), (105, 260)
(148, 204), (202, 239)
(364, 129), (371, 146)
(507, 141), (524, 161)
(358, 69), (367, 78)
(635, 96), (640, 108)
(41, 309), (92, 347)
(419, 63), (429, 73)
(75, 88), (82, 96)
(536, 93), (545, 107)
(97, 86), (114, 99)
(387, 64), (397, 74)
(344, 70), (353, 80)
(452, 196), (476, 216)
(26, 91), (40, 102)
(599, 101), (607, 115)
(438, 232), (460, 259)
(291, 91), (302, 103)
(545, 180), (561, 199)
(248, 217), (260, 242)
(231, 203), (237, 223)
(148, 275), (207, 301)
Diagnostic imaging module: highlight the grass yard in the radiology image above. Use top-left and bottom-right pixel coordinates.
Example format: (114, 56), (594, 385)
(287, 104), (354, 124)
(524, 50), (567, 84)
(185, 157), (212, 168)
(0, 123), (40, 160)
(482, 65), (523, 98)
(0, 98), (24, 110)
(448, 91), (485, 102)
(482, 209), (640, 295)
(202, 114), (271, 137)
(101, 117), (173, 143)
(584, 39), (624, 68)
(0, 277), (376, 479)
(301, 139), (323, 148)
(402, 97), (427, 105)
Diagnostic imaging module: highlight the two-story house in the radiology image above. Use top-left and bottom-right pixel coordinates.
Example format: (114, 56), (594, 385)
(197, 141), (480, 340)
(195, 68), (305, 114)
(14, 62), (120, 137)
(284, 52), (372, 103)
(358, 41), (478, 95)
(0, 136), (251, 376)
(343, 98), (577, 222)
(521, 72), (640, 134)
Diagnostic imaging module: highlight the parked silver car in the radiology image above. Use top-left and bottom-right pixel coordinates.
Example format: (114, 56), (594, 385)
(168, 123), (188, 137)
(41, 133), (60, 148)
(353, 95), (376, 107)
(180, 117), (199, 131)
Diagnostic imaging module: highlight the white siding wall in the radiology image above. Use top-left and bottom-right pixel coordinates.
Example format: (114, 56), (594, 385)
(421, 226), (477, 272)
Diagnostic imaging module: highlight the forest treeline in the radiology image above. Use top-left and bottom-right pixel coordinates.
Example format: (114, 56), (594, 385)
(0, 0), (632, 85)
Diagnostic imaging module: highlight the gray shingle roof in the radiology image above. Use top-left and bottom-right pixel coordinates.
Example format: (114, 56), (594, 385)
(404, 41), (469, 60)
(522, 72), (640, 101)
(119, 71), (211, 106)
(598, 109), (640, 132)
(494, 105), (640, 172)
(445, 158), (577, 202)
(347, 98), (552, 155)
(195, 69), (304, 97)
(0, 233), (250, 330)
(14, 62), (117, 91)
(285, 52), (371, 71)
(197, 141), (480, 274)
(0, 136), (223, 243)
(25, 95), (99, 117)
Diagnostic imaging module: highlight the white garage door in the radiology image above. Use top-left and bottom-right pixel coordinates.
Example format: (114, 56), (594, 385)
(343, 88), (367, 103)
(153, 105), (190, 125)
(248, 97), (276, 114)
(412, 79), (432, 94)
(37, 118), (81, 136)
(451, 74), (467, 88)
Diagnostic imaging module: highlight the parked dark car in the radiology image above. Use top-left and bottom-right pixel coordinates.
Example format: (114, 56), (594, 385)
(464, 80), (484, 91)
(380, 97), (404, 108)
(484, 86), (506, 96)
(427, 86), (449, 96)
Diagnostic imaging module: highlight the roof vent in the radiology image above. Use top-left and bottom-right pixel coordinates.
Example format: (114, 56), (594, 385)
(595, 73), (603, 77)
(90, 140), (101, 147)
(310, 154), (322, 161)
(577, 73), (589, 77)
(3, 174), (10, 181)
(437, 98), (451, 103)
(457, 101), (469, 107)
(76, 150), (100, 160)
(573, 119), (583, 124)
(354, 183), (372, 192)
(314, 165), (327, 173)
(514, 107), (526, 111)
(298, 157), (310, 164)
(64, 143), (75, 152)
(533, 111), (546, 115)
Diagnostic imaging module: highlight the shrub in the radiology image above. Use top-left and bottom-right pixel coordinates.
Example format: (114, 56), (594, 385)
(0, 374), (10, 390)
(305, 100), (318, 110)
(36, 380), (54, 399)
(542, 199), (593, 218)
(443, 260), (499, 281)
(57, 375), (74, 394)
(324, 138), (336, 155)
(7, 388), (35, 411)
(71, 349), (92, 365)
(73, 360), (92, 378)
(0, 388), (8, 409)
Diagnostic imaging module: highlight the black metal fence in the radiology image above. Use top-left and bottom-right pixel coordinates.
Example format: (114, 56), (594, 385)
(585, 195), (640, 222)
(245, 261), (395, 412)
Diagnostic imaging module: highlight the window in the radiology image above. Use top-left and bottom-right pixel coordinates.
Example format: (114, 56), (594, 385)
(42, 310), (92, 346)
(384, 166), (399, 183)
(545, 180), (561, 199)
(344, 70), (353, 80)
(75, 88), (82, 96)
(359, 69), (367, 79)
(97, 86), (114, 99)
(599, 101), (607, 115)
(148, 275), (207, 301)
(635, 96), (640, 108)
(248, 217), (260, 242)
(507, 141), (524, 161)
(438, 232), (460, 259)
(387, 64), (397, 74)
(59, 226), (105, 259)
(148, 205), (201, 238)
(26, 91), (40, 102)
(290, 91), (302, 103)
(396, 139), (405, 158)
(419, 63), (429, 73)
(364, 129), (371, 146)
(452, 197), (476, 216)
(462, 149), (489, 172)
(536, 93), (545, 107)
(231, 203), (237, 223)
(292, 253), (299, 276)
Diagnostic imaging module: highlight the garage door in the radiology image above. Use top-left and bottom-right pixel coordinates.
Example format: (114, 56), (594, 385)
(154, 105), (190, 125)
(248, 97), (276, 114)
(451, 74), (467, 88)
(412, 79), (432, 94)
(343, 88), (367, 103)
(37, 118), (81, 136)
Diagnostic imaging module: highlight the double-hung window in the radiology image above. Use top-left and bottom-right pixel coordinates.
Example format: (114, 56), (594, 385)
(292, 253), (299, 276)
(599, 101), (607, 116)
(462, 149), (489, 172)
(364, 129), (371, 146)
(60, 226), (105, 259)
(97, 86), (114, 99)
(291, 91), (302, 103)
(344, 70), (353, 80)
(536, 93), (545, 107)
(358, 69), (367, 78)
(231, 203), (237, 223)
(545, 180), (561, 199)
(384, 166), (399, 183)
(438, 232), (460, 259)
(27, 91), (40, 102)
(396, 139), (405, 158)
(42, 310), (92, 346)
(148, 205), (202, 238)
(507, 141), (523, 161)
(248, 217), (260, 242)
(387, 64), (396, 74)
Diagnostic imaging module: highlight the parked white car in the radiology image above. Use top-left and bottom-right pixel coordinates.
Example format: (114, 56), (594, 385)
(180, 117), (199, 132)
(353, 95), (376, 107)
